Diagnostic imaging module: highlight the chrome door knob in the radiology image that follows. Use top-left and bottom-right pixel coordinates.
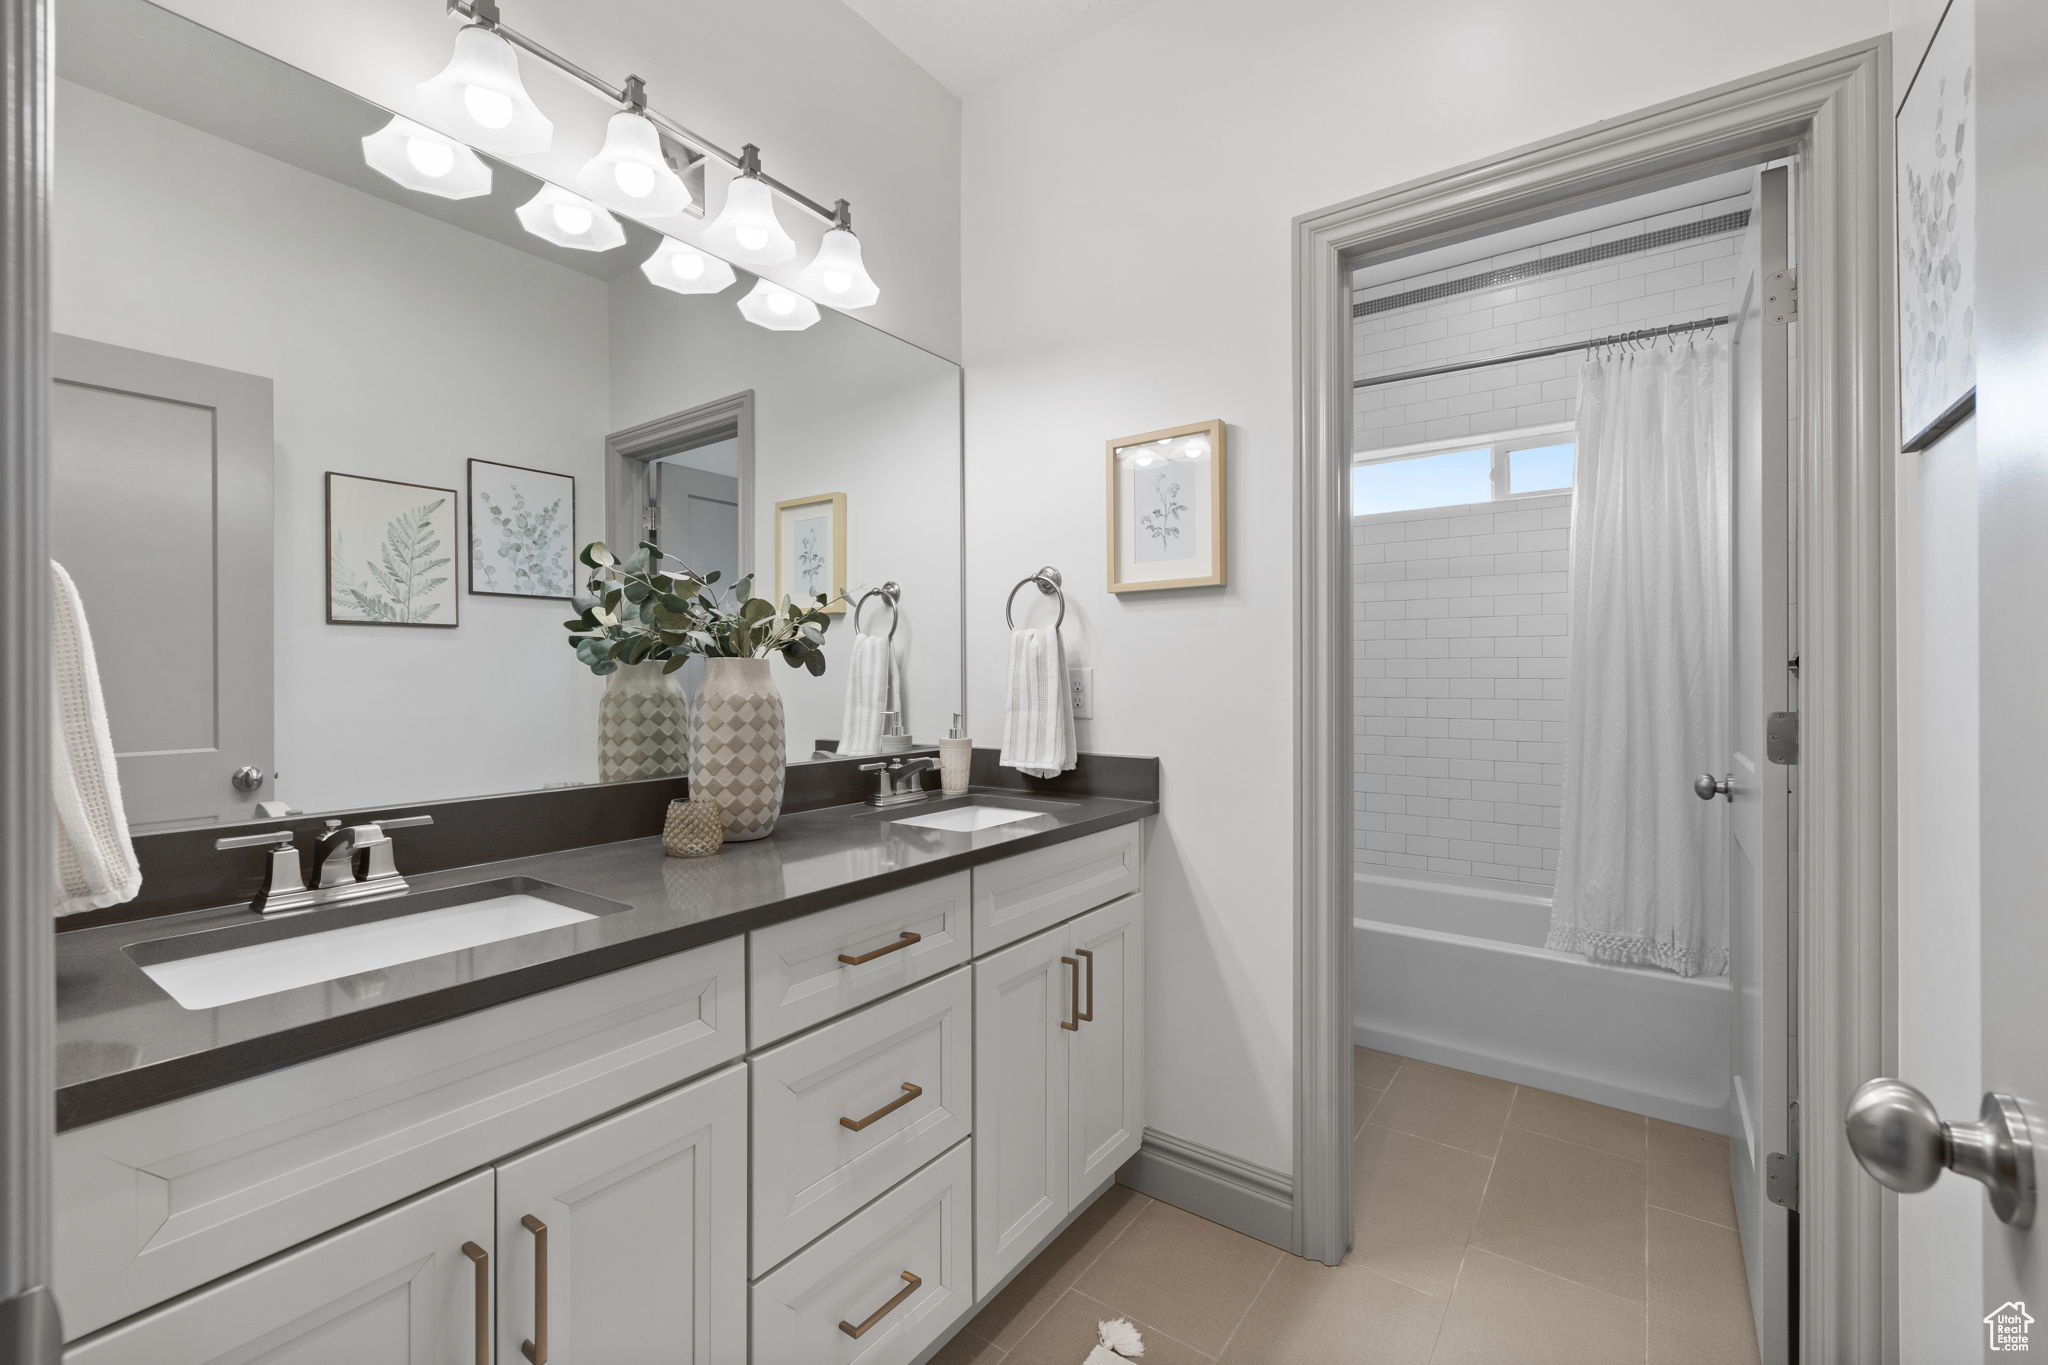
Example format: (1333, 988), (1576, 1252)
(1694, 773), (1732, 801)
(231, 765), (265, 793)
(1845, 1078), (2037, 1228)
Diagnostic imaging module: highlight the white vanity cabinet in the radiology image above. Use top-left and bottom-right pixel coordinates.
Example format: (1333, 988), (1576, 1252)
(973, 893), (1146, 1289)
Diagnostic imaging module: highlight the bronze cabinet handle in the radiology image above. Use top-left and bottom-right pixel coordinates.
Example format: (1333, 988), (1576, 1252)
(520, 1214), (548, 1364)
(838, 931), (921, 966)
(840, 1081), (923, 1132)
(839, 1270), (922, 1339)
(1075, 947), (1096, 1023)
(460, 1242), (489, 1365)
(1060, 956), (1081, 1031)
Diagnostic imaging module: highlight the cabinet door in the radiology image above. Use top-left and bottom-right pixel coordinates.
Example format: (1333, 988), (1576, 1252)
(65, 1170), (491, 1365)
(973, 925), (1072, 1289)
(494, 1064), (746, 1364)
(1068, 894), (1145, 1202)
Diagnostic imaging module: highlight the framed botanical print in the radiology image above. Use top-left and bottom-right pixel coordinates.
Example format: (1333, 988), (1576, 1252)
(325, 472), (459, 626)
(1106, 419), (1227, 593)
(1896, 0), (1976, 451)
(468, 459), (576, 600)
(773, 492), (847, 612)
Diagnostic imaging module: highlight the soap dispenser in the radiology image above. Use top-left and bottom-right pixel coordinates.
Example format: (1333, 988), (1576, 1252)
(940, 712), (972, 795)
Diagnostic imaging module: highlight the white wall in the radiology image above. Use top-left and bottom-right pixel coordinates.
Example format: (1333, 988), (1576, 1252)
(960, 0), (1888, 1175)
(151, 0), (963, 361)
(53, 81), (610, 813)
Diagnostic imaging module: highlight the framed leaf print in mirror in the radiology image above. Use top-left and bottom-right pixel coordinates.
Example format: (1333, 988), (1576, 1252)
(774, 492), (847, 613)
(1107, 419), (1226, 593)
(468, 459), (576, 600)
(325, 472), (459, 626)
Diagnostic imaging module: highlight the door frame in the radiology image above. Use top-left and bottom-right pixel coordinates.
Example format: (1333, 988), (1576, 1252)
(1290, 36), (1896, 1364)
(604, 389), (756, 571)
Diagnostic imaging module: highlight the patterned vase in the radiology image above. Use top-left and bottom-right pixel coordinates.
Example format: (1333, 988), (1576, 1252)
(689, 657), (786, 841)
(597, 662), (690, 783)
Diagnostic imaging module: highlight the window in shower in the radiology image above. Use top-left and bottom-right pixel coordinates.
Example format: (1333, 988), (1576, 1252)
(1352, 426), (1577, 513)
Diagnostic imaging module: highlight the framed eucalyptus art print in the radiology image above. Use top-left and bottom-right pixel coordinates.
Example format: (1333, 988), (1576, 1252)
(468, 458), (576, 600)
(1895, 0), (1976, 451)
(774, 492), (847, 612)
(325, 472), (459, 626)
(1107, 419), (1227, 593)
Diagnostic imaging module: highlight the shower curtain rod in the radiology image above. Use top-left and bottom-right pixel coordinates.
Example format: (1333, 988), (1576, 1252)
(1353, 314), (1731, 391)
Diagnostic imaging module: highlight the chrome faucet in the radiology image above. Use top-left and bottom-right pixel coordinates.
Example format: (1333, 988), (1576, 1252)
(861, 756), (937, 808)
(215, 814), (434, 914)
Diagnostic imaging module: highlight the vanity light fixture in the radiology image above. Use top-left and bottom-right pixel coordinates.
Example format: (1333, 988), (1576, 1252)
(639, 238), (737, 295)
(738, 278), (821, 331)
(361, 116), (492, 199)
(577, 81), (694, 218)
(796, 201), (881, 308)
(704, 146), (797, 266)
(418, 11), (553, 156)
(515, 184), (626, 252)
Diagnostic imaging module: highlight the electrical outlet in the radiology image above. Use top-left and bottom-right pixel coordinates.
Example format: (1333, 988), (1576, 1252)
(1068, 667), (1094, 720)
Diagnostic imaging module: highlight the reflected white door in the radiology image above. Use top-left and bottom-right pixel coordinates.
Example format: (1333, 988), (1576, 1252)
(1726, 164), (1793, 1365)
(48, 334), (274, 828)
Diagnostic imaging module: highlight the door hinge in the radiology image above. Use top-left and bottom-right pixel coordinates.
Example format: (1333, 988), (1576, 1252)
(1766, 1151), (1799, 1209)
(1765, 268), (1797, 324)
(1766, 711), (1799, 765)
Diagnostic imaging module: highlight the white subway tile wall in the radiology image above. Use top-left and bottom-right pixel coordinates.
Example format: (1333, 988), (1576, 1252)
(1350, 196), (1748, 891)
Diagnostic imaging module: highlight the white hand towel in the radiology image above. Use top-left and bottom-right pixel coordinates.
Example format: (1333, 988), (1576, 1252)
(1085, 1317), (1145, 1361)
(51, 561), (141, 914)
(999, 625), (1075, 779)
(839, 630), (895, 756)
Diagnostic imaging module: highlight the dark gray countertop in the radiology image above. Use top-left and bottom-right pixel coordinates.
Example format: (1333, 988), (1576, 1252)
(54, 789), (1155, 1131)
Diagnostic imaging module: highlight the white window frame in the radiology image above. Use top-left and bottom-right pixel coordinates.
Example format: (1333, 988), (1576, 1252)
(1352, 420), (1576, 511)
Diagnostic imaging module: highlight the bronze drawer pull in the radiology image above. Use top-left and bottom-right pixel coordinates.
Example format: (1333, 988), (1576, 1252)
(460, 1242), (489, 1365)
(520, 1214), (548, 1364)
(841, 1081), (923, 1131)
(1075, 947), (1096, 1023)
(1061, 956), (1082, 1031)
(838, 930), (920, 965)
(839, 1270), (922, 1339)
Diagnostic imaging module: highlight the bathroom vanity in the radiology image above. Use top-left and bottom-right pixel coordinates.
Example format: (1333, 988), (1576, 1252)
(51, 789), (1154, 1363)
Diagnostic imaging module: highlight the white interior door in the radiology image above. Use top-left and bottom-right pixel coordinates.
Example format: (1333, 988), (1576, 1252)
(1726, 164), (1793, 1365)
(48, 334), (274, 828)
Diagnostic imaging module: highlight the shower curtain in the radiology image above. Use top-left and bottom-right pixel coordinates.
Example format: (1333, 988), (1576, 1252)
(1546, 340), (1732, 978)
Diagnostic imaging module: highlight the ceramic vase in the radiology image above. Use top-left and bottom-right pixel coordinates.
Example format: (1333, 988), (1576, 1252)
(597, 661), (689, 783)
(689, 657), (786, 841)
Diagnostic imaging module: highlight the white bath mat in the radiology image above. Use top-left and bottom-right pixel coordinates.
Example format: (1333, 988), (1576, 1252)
(1083, 1317), (1145, 1363)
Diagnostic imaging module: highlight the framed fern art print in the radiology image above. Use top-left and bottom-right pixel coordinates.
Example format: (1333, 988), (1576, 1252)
(325, 472), (459, 627)
(468, 459), (576, 600)
(1106, 419), (1226, 593)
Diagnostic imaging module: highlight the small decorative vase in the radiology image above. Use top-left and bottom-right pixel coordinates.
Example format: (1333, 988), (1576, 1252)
(689, 657), (786, 841)
(662, 798), (725, 858)
(597, 661), (690, 783)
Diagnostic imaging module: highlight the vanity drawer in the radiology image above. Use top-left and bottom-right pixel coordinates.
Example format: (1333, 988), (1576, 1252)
(749, 872), (972, 1045)
(971, 823), (1143, 952)
(751, 968), (972, 1274)
(751, 1139), (974, 1365)
(54, 937), (744, 1339)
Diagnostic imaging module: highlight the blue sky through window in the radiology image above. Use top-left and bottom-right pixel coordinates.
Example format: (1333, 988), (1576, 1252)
(1352, 448), (1491, 515)
(1509, 442), (1576, 494)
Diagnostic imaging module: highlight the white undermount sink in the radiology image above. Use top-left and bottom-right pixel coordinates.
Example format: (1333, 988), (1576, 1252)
(129, 880), (616, 1011)
(890, 804), (1047, 833)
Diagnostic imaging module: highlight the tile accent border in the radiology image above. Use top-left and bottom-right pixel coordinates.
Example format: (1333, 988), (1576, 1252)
(1117, 1127), (1294, 1251)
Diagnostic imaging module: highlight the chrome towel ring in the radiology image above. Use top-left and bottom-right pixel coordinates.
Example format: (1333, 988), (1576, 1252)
(853, 582), (901, 640)
(1005, 566), (1065, 630)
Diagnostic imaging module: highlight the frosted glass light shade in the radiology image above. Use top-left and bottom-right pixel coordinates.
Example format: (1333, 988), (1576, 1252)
(738, 279), (821, 331)
(703, 177), (795, 265)
(796, 227), (880, 308)
(417, 24), (552, 156)
(515, 184), (626, 252)
(361, 116), (492, 199)
(577, 110), (693, 217)
(639, 239), (737, 295)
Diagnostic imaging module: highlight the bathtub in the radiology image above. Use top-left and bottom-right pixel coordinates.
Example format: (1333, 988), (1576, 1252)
(1352, 871), (1734, 1134)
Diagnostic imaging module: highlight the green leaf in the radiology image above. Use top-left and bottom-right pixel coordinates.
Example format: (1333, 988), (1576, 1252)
(579, 541), (614, 569)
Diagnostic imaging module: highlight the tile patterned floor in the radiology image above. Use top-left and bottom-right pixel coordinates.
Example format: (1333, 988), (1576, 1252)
(931, 1049), (1761, 1365)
